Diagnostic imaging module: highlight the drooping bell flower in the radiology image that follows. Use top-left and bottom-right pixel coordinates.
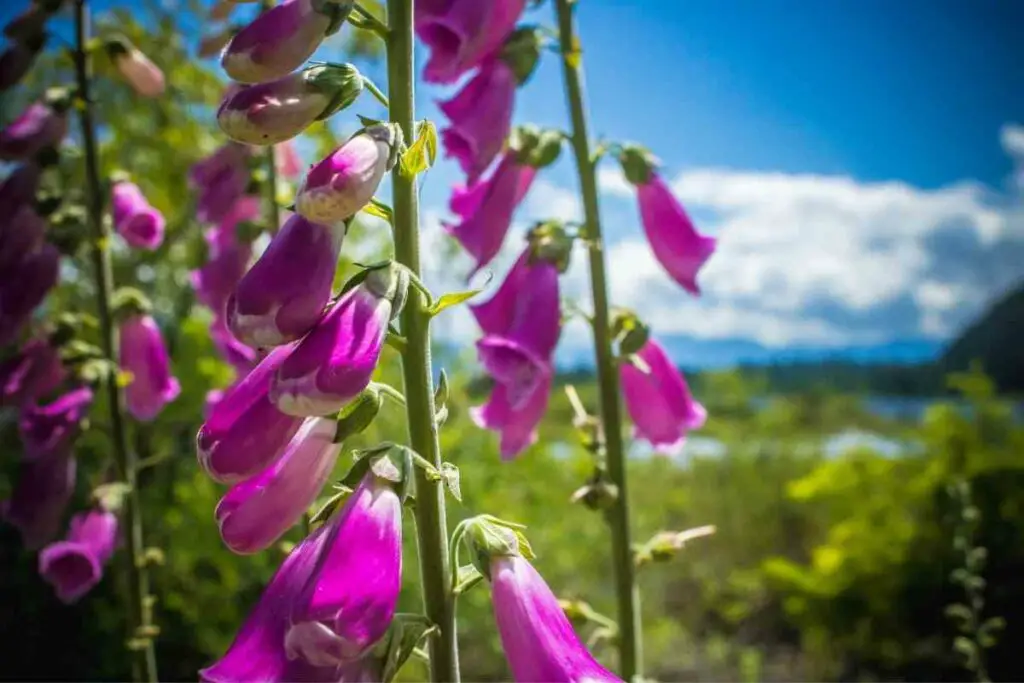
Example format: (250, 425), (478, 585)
(119, 314), (181, 422)
(2, 451), (76, 549)
(192, 228), (253, 317)
(228, 214), (345, 348)
(284, 473), (402, 667)
(620, 338), (706, 454)
(18, 386), (93, 460)
(198, 343), (303, 484)
(0, 242), (60, 346)
(211, 316), (258, 373)
(1, 337), (65, 407)
(294, 124), (396, 225)
(0, 100), (67, 162)
(218, 63), (363, 146)
(620, 146), (716, 295)
(197, 161), (250, 225)
(0, 204), (46, 272)
(439, 59), (515, 183)
(0, 36), (43, 92)
(2, 0), (58, 42)
(490, 553), (620, 682)
(472, 374), (551, 460)
(470, 248), (561, 408)
(416, 0), (527, 84)
(190, 142), (251, 189)
(275, 141), (304, 180)
(38, 508), (118, 604)
(111, 180), (165, 250)
(221, 0), (354, 84)
(269, 266), (398, 417)
(106, 38), (165, 98)
(217, 417), (341, 554)
(0, 163), (40, 217)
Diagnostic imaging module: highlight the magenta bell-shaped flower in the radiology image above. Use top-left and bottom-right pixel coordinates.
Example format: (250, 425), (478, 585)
(0, 242), (60, 346)
(0, 204), (46, 272)
(620, 339), (706, 454)
(198, 161), (250, 225)
(295, 125), (395, 225)
(637, 174), (716, 295)
(275, 141), (304, 180)
(18, 386), (93, 461)
(0, 38), (43, 92)
(198, 343), (304, 484)
(119, 314), (181, 422)
(222, 0), (352, 84)
(472, 374), (551, 460)
(439, 58), (515, 183)
(490, 554), (620, 682)
(0, 337), (65, 407)
(417, 0), (526, 84)
(108, 40), (165, 98)
(0, 101), (66, 162)
(0, 163), (40, 217)
(111, 181), (166, 250)
(2, 451), (76, 549)
(228, 214), (345, 348)
(216, 417), (341, 554)
(190, 142), (251, 189)
(39, 508), (118, 604)
(192, 222), (254, 317)
(471, 248), (561, 409)
(211, 316), (258, 374)
(269, 269), (395, 417)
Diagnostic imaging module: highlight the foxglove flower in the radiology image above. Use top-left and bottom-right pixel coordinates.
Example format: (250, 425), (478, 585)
(228, 214), (345, 348)
(192, 224), (253, 316)
(444, 152), (535, 277)
(120, 314), (181, 421)
(0, 243), (60, 346)
(222, 0), (353, 84)
(285, 474), (402, 666)
(439, 58), (515, 183)
(111, 180), (165, 250)
(190, 142), (250, 189)
(269, 268), (395, 417)
(2, 452), (76, 549)
(108, 40), (165, 97)
(275, 141), (304, 180)
(219, 64), (363, 146)
(472, 374), (551, 460)
(0, 337), (64, 407)
(417, 0), (526, 84)
(0, 204), (46, 272)
(620, 339), (706, 453)
(0, 163), (40, 217)
(0, 101), (66, 161)
(0, 37), (43, 92)
(211, 316), (258, 373)
(39, 508), (118, 604)
(198, 343), (303, 483)
(295, 125), (395, 224)
(18, 387), (93, 460)
(217, 417), (341, 554)
(3, 1), (54, 42)
(489, 553), (620, 682)
(197, 161), (250, 224)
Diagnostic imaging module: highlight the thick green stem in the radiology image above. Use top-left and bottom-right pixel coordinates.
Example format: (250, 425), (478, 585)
(385, 1), (459, 681)
(553, 0), (642, 678)
(72, 2), (157, 681)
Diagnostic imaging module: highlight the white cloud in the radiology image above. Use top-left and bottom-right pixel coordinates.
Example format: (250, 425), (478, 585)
(1001, 123), (1024, 159)
(597, 165), (633, 198)
(524, 178), (582, 223)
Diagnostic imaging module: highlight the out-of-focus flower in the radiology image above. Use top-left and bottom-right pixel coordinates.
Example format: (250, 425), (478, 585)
(0, 100), (67, 162)
(1, 451), (76, 549)
(0, 204), (46, 273)
(416, 0), (527, 84)
(38, 509), (118, 603)
(0, 337), (65, 407)
(439, 58), (515, 183)
(107, 38), (166, 97)
(119, 314), (180, 422)
(0, 243), (60, 346)
(111, 180), (165, 250)
(18, 386), (93, 461)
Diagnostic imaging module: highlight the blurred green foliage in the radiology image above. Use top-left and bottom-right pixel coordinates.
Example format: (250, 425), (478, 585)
(2, 4), (1022, 682)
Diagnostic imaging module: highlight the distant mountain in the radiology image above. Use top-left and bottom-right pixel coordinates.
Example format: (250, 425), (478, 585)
(940, 283), (1024, 393)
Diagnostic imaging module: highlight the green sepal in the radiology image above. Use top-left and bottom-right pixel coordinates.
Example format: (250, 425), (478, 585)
(500, 26), (543, 85)
(111, 287), (153, 320)
(509, 125), (564, 169)
(305, 63), (364, 120)
(310, 0), (355, 36)
(618, 144), (659, 186)
(92, 482), (132, 513)
(527, 220), (574, 273)
(610, 307), (650, 357)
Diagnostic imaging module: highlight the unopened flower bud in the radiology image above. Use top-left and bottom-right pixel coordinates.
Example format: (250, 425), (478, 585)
(499, 25), (542, 85)
(106, 38), (166, 98)
(218, 63), (363, 146)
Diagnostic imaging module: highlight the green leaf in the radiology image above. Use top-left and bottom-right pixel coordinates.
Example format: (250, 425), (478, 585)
(399, 120), (437, 178)
(380, 614), (438, 683)
(439, 462), (461, 502)
(427, 284), (488, 317)
(362, 197), (393, 223)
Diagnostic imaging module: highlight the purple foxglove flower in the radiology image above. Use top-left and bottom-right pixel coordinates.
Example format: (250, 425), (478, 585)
(444, 152), (535, 278)
(1, 451), (76, 549)
(295, 125), (394, 224)
(0, 101), (66, 162)
(38, 508), (118, 604)
(111, 181), (166, 250)
(490, 554), (620, 682)
(636, 173), (716, 296)
(0, 337), (65, 407)
(0, 38), (43, 92)
(620, 339), (706, 453)
(439, 58), (515, 183)
(285, 474), (402, 666)
(0, 163), (40, 217)
(222, 0), (351, 84)
(217, 417), (341, 554)
(471, 248), (561, 408)
(219, 64), (363, 146)
(211, 316), (258, 373)
(3, 2), (50, 42)
(18, 387), (94, 460)
(198, 343), (303, 484)
(0, 242), (60, 346)
(0, 204), (46, 272)
(111, 46), (166, 98)
(269, 272), (392, 417)
(275, 141), (303, 180)
(192, 226), (253, 316)
(119, 314), (181, 421)
(228, 214), (344, 348)
(198, 161), (250, 225)
(472, 374), (551, 460)
(200, 522), (341, 682)
(417, 0), (526, 84)
(190, 142), (251, 189)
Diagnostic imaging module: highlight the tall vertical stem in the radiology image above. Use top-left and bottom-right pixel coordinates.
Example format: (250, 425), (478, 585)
(385, 1), (459, 681)
(72, 2), (158, 681)
(554, 0), (642, 678)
